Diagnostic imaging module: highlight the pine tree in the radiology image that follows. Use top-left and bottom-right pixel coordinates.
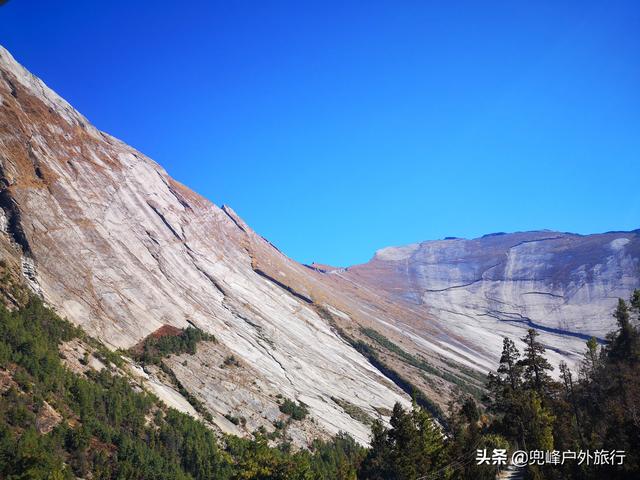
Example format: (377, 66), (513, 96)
(482, 291), (640, 479)
(486, 338), (523, 413)
(359, 403), (446, 480)
(594, 295), (640, 477)
(524, 394), (555, 480)
(608, 299), (635, 361)
(559, 361), (585, 447)
(411, 403), (446, 478)
(388, 403), (419, 479)
(631, 289), (640, 315)
(578, 336), (601, 383)
(498, 337), (523, 390)
(486, 338), (528, 450)
(359, 418), (393, 480)
(519, 329), (553, 395)
(447, 397), (502, 480)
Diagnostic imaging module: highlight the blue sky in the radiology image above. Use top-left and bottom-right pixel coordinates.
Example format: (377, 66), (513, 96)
(2, 1), (639, 266)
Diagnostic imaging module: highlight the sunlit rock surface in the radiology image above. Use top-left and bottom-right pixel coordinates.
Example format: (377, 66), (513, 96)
(0, 45), (409, 444)
(1, 43), (638, 444)
(343, 231), (640, 371)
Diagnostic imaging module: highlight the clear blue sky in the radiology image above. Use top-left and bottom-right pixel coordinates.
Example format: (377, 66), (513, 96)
(2, 1), (639, 266)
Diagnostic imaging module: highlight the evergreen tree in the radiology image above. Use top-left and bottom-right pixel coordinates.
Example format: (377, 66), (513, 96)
(486, 338), (522, 412)
(411, 403), (447, 476)
(483, 290), (640, 480)
(387, 403), (419, 479)
(631, 290), (640, 316)
(498, 338), (523, 390)
(359, 403), (446, 480)
(309, 433), (365, 480)
(447, 397), (506, 480)
(359, 420), (392, 480)
(578, 336), (601, 383)
(607, 299), (636, 361)
(592, 295), (640, 478)
(559, 360), (585, 448)
(519, 329), (553, 395)
(524, 394), (555, 480)
(486, 338), (527, 448)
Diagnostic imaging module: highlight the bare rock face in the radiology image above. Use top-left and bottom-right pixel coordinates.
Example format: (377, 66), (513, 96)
(36, 401), (63, 435)
(343, 231), (640, 371)
(2, 43), (636, 443)
(0, 45), (410, 445)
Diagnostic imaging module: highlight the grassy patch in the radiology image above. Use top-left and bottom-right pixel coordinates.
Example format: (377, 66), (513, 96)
(311, 306), (446, 422)
(331, 397), (374, 425)
(360, 327), (485, 400)
(158, 362), (213, 423)
(373, 406), (393, 417)
(348, 338), (445, 421)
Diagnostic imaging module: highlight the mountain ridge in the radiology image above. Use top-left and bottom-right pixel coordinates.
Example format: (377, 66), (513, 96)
(359, 228), (640, 264)
(342, 229), (639, 352)
(1, 44), (638, 445)
(0, 44), (416, 444)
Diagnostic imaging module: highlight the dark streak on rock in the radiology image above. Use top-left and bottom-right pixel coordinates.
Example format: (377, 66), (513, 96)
(221, 205), (247, 233)
(253, 268), (313, 304)
(478, 309), (605, 343)
(147, 202), (183, 241)
(0, 166), (31, 255)
(155, 171), (191, 210)
(424, 279), (483, 293)
(186, 250), (227, 298)
(507, 235), (565, 250)
(1, 71), (17, 98)
(522, 291), (564, 299)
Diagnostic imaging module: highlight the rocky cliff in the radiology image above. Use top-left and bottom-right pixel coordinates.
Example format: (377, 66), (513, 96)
(1, 44), (637, 445)
(0, 45), (415, 445)
(342, 230), (640, 371)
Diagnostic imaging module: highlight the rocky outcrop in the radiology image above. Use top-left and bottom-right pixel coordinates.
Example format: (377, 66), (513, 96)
(35, 401), (63, 435)
(0, 45), (411, 445)
(2, 43), (635, 444)
(343, 231), (640, 371)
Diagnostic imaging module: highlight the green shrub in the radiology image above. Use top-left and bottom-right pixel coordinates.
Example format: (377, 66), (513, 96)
(222, 354), (240, 367)
(279, 398), (309, 420)
(132, 326), (216, 365)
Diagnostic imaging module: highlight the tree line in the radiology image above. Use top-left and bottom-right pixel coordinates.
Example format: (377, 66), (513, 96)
(0, 288), (638, 478)
(351, 291), (640, 479)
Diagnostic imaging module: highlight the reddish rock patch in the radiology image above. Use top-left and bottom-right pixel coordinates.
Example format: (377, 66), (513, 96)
(147, 324), (183, 340)
(129, 324), (183, 356)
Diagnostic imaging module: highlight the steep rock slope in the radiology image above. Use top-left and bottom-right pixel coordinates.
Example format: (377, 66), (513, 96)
(342, 231), (640, 370)
(3, 44), (634, 439)
(0, 45), (412, 444)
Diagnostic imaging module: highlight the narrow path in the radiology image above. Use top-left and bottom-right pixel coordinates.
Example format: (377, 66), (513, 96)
(497, 464), (525, 479)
